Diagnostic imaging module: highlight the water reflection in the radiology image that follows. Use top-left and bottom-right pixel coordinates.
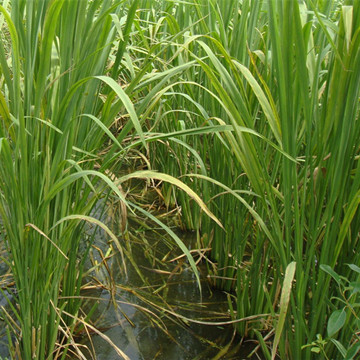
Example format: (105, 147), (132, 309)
(0, 224), (259, 359)
(81, 230), (255, 360)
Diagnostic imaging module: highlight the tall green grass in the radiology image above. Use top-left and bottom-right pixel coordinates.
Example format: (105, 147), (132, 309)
(0, 1), (131, 358)
(0, 1), (221, 358)
(142, 0), (360, 358)
(1, 0), (359, 359)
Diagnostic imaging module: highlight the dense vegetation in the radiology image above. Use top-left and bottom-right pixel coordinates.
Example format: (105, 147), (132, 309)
(0, 0), (359, 359)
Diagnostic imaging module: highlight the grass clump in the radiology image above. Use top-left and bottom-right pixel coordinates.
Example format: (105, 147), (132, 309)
(0, 0), (360, 359)
(0, 1), (221, 357)
(0, 1), (132, 358)
(139, 0), (360, 359)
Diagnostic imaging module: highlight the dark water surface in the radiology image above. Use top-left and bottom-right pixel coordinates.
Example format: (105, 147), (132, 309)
(79, 228), (256, 360)
(0, 223), (259, 359)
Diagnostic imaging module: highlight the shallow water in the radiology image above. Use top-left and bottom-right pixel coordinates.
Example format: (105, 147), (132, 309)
(0, 222), (260, 359)
(78, 227), (258, 360)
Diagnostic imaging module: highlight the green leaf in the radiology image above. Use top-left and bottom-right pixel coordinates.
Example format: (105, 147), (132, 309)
(183, 173), (278, 253)
(95, 75), (146, 147)
(80, 113), (123, 150)
(327, 308), (346, 338)
(117, 170), (223, 229)
(253, 329), (272, 360)
(348, 264), (360, 274)
(50, 214), (127, 275)
(330, 339), (347, 358)
(271, 262), (296, 360)
(320, 264), (341, 286)
(232, 60), (282, 144)
(342, 6), (353, 52)
(350, 281), (360, 294)
(335, 190), (360, 260)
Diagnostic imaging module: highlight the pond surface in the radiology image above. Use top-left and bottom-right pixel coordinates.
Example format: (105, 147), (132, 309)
(0, 219), (261, 359)
(78, 224), (259, 360)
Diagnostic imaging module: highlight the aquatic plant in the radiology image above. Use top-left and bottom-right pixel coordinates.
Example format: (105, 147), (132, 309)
(142, 0), (360, 358)
(0, 0), (359, 359)
(0, 1), (133, 358)
(303, 264), (360, 359)
(0, 0), (220, 358)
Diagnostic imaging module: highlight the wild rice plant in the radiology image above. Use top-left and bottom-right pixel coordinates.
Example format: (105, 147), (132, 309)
(143, 0), (360, 358)
(0, 1), (221, 358)
(0, 1), (130, 358)
(1, 0), (358, 359)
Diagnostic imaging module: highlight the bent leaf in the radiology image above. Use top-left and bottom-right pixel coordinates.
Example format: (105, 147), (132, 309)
(118, 170), (223, 229)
